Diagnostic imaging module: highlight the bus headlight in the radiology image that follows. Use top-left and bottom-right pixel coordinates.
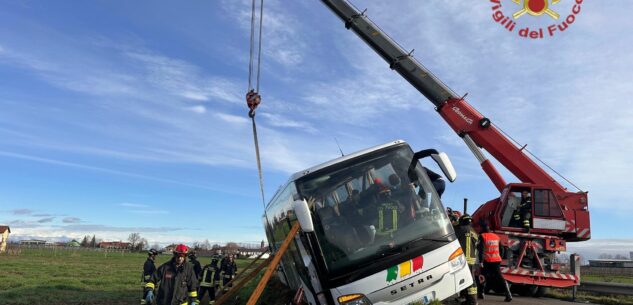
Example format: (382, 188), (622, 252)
(448, 247), (466, 272)
(337, 293), (372, 305)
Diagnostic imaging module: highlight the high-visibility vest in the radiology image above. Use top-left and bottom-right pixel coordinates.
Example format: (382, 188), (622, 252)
(377, 202), (398, 236)
(481, 232), (502, 263)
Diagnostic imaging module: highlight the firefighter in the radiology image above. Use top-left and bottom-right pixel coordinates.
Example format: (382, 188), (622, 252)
(141, 248), (159, 305)
(198, 258), (219, 305)
(478, 225), (512, 302)
(213, 256), (222, 291)
(189, 251), (203, 280)
(220, 255), (238, 291)
(144, 244), (199, 305)
(519, 191), (532, 231)
(455, 215), (478, 305)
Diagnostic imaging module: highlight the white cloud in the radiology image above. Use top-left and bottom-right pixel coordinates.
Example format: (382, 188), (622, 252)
(186, 105), (207, 114)
(119, 203), (149, 208)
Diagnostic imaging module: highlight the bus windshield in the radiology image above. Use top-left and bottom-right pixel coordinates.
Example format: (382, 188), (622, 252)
(295, 145), (453, 277)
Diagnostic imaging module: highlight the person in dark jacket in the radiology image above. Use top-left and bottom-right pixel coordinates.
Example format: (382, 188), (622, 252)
(198, 258), (219, 305)
(455, 215), (479, 305)
(189, 251), (203, 280)
(424, 167), (445, 198)
(220, 255), (238, 291)
(141, 249), (159, 305)
(145, 244), (199, 305)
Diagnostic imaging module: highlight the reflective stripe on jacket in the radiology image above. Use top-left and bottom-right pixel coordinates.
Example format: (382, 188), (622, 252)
(455, 224), (478, 265)
(145, 258), (199, 305)
(481, 232), (502, 263)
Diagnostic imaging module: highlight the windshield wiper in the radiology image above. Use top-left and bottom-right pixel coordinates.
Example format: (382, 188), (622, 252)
(405, 233), (454, 248)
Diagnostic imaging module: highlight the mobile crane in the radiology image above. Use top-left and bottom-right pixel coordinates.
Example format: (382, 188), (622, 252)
(320, 0), (590, 294)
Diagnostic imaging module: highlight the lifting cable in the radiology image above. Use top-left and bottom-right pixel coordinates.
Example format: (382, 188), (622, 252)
(246, 0), (266, 210)
(493, 123), (584, 192)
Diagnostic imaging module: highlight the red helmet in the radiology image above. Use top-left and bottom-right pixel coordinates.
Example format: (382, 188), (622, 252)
(173, 244), (188, 255)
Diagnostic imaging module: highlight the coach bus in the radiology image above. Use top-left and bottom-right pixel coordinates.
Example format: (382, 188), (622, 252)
(263, 140), (472, 305)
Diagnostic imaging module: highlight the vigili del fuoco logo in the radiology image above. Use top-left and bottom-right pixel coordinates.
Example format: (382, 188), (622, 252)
(490, 0), (583, 39)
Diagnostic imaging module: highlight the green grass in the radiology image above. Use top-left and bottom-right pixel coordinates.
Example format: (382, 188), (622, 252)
(548, 288), (633, 305)
(0, 249), (258, 305)
(583, 274), (633, 284)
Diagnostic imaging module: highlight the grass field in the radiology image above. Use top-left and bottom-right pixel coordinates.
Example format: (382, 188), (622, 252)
(0, 248), (261, 305)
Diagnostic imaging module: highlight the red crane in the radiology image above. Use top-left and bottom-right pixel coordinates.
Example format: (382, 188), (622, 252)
(320, 0), (589, 292)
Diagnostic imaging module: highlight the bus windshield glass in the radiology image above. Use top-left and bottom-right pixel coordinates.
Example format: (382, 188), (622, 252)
(295, 145), (453, 277)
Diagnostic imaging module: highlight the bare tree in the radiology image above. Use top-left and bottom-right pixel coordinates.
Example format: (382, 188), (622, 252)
(225, 242), (239, 255)
(128, 233), (142, 250)
(135, 238), (148, 252)
(202, 239), (211, 250)
(598, 253), (613, 259)
(151, 243), (160, 251)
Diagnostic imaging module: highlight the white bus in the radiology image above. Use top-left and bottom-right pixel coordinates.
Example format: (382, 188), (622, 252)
(263, 140), (472, 305)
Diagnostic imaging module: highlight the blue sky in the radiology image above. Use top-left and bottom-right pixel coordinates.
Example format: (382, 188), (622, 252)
(1, 0), (632, 258)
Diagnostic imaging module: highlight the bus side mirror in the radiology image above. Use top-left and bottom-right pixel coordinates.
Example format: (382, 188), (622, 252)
(293, 199), (314, 233)
(431, 152), (457, 182)
(408, 149), (458, 183)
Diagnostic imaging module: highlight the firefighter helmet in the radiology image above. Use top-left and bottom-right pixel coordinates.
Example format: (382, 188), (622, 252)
(459, 214), (473, 225)
(173, 244), (188, 255)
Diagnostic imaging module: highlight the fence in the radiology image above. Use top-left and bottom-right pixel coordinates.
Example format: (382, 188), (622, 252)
(581, 266), (633, 276)
(3, 244), (132, 255)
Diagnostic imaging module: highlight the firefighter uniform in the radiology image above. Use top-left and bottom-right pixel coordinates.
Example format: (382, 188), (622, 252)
(479, 230), (512, 302)
(455, 215), (478, 305)
(141, 250), (158, 305)
(145, 258), (199, 305)
(189, 253), (203, 280)
(198, 259), (219, 305)
(220, 258), (238, 290)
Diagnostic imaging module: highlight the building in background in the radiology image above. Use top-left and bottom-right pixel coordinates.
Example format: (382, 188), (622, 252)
(588, 259), (633, 268)
(0, 225), (10, 253)
(19, 239), (48, 246)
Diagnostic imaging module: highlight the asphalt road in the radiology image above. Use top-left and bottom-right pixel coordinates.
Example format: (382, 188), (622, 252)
(445, 294), (599, 305)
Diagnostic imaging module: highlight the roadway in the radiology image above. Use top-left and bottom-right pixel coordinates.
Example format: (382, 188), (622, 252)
(445, 294), (599, 305)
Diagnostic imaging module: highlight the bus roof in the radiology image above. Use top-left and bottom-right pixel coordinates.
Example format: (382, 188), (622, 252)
(288, 139), (407, 182)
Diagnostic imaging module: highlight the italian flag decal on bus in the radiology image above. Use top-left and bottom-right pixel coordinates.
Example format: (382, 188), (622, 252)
(386, 256), (424, 282)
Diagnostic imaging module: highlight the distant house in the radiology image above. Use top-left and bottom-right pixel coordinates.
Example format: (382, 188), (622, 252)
(164, 244), (178, 253)
(99, 241), (131, 249)
(0, 225), (10, 253)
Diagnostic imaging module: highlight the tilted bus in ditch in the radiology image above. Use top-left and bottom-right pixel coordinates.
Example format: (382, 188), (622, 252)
(263, 140), (473, 305)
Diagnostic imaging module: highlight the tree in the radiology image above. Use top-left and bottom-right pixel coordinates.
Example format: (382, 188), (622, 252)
(135, 238), (148, 252)
(90, 235), (96, 248)
(598, 253), (613, 259)
(225, 242), (239, 255)
(151, 243), (160, 251)
(128, 233), (142, 250)
(202, 239), (211, 251)
(80, 235), (90, 247)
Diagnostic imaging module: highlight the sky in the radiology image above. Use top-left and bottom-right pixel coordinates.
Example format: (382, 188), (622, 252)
(0, 0), (632, 258)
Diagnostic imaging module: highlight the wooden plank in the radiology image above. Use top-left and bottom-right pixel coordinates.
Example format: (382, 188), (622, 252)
(246, 222), (300, 305)
(214, 256), (273, 305)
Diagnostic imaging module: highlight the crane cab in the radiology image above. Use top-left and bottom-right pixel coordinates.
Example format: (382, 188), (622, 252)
(498, 184), (566, 234)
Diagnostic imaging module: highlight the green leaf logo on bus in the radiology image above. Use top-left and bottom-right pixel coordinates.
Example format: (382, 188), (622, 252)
(386, 256), (424, 282)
